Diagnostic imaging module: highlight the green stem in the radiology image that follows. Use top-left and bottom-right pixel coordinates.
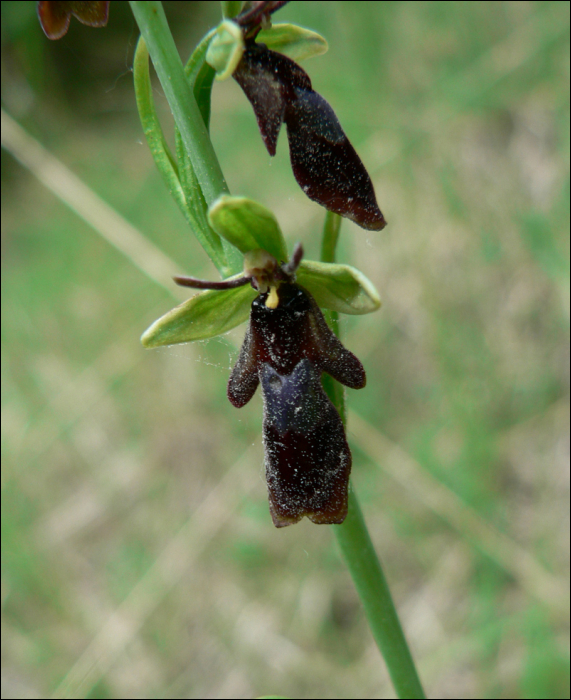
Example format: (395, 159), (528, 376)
(320, 209), (342, 264)
(321, 213), (425, 699)
(129, 1), (242, 275)
(335, 494), (425, 699)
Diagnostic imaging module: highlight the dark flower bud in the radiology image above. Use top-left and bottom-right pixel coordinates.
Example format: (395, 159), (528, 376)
(37, 1), (109, 40)
(233, 42), (386, 231)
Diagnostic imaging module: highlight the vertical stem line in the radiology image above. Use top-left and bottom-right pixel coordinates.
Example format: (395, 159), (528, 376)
(321, 212), (425, 699)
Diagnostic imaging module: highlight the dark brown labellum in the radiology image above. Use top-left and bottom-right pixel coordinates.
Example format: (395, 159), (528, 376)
(228, 281), (365, 527)
(233, 42), (386, 231)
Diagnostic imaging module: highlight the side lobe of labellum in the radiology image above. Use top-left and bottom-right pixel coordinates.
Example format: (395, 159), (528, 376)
(232, 42), (386, 230)
(227, 323), (260, 408)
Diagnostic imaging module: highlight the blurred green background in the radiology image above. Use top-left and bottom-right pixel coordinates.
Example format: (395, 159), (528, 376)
(2, 1), (569, 698)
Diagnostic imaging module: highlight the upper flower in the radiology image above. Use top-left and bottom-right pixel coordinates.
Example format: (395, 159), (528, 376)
(206, 6), (387, 231)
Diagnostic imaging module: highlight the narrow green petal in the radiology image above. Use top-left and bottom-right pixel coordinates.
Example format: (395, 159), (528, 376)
(257, 23), (328, 61)
(141, 282), (256, 347)
(208, 195), (288, 262)
(297, 260), (381, 315)
(206, 20), (245, 81)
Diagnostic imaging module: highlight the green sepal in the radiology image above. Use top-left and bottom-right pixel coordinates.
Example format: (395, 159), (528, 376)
(208, 195), (288, 263)
(141, 281), (256, 347)
(297, 260), (381, 315)
(256, 23), (328, 61)
(206, 20), (245, 81)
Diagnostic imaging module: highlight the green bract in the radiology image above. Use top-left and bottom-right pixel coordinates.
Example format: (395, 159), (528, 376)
(134, 33), (240, 278)
(221, 1), (244, 20)
(256, 23), (328, 61)
(206, 20), (245, 81)
(208, 195), (288, 263)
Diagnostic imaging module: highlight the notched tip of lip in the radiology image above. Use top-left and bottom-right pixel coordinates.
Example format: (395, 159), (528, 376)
(269, 509), (348, 527)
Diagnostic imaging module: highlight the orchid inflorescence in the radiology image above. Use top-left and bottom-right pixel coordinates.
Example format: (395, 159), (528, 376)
(39, 0), (386, 527)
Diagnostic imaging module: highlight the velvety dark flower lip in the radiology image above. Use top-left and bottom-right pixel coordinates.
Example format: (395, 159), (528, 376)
(226, 260), (365, 527)
(233, 41), (386, 231)
(37, 1), (109, 40)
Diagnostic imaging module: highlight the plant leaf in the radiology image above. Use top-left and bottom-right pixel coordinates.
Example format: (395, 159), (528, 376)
(183, 28), (217, 131)
(174, 129), (227, 268)
(135, 36), (229, 272)
(256, 23), (328, 61)
(297, 260), (381, 314)
(134, 37), (184, 209)
(208, 195), (288, 262)
(141, 281), (256, 347)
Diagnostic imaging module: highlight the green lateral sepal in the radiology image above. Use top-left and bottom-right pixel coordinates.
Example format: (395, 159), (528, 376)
(141, 281), (256, 347)
(256, 23), (328, 61)
(297, 260), (381, 315)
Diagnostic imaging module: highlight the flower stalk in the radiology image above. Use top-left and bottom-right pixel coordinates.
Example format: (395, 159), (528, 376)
(321, 216), (425, 700)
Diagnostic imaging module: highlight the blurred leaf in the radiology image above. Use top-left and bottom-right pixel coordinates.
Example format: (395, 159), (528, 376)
(519, 210), (570, 280)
